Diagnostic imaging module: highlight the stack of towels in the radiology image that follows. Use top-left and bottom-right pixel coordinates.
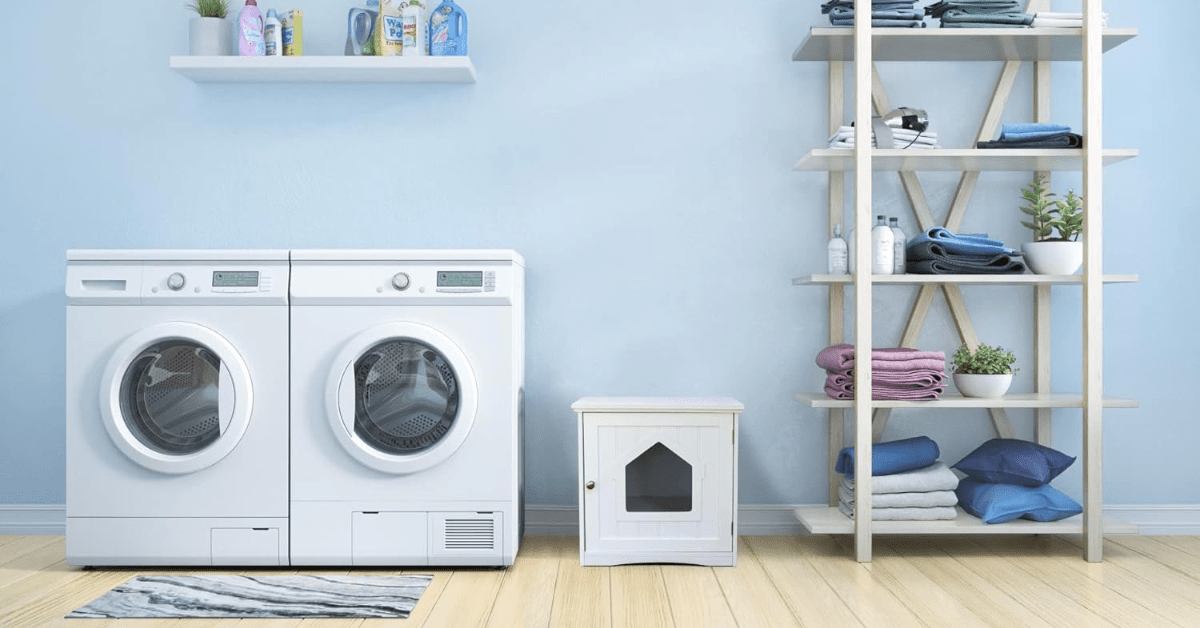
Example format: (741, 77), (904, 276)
(817, 343), (946, 401)
(828, 123), (938, 149)
(977, 123), (1083, 149)
(924, 1), (1032, 28)
(1031, 11), (1107, 28)
(835, 436), (960, 521)
(906, 227), (1026, 274)
(821, 0), (926, 28)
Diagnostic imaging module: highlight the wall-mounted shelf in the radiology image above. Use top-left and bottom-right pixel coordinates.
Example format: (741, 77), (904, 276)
(794, 274), (1138, 285)
(793, 27), (1137, 62)
(793, 148), (1138, 172)
(794, 393), (1138, 409)
(793, 506), (1139, 535)
(169, 56), (476, 83)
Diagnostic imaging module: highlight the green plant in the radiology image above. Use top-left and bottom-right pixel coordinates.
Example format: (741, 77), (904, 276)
(952, 344), (1018, 375)
(1019, 174), (1057, 241)
(186, 0), (229, 18)
(1053, 189), (1083, 242)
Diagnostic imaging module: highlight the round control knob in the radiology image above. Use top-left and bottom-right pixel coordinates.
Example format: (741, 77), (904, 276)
(392, 273), (411, 291)
(167, 273), (186, 291)
(585, 481), (595, 490)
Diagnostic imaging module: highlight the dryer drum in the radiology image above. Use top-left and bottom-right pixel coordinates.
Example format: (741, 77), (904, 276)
(353, 339), (460, 455)
(118, 341), (221, 455)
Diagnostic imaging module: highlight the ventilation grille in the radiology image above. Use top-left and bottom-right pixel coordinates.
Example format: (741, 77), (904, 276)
(443, 518), (496, 550)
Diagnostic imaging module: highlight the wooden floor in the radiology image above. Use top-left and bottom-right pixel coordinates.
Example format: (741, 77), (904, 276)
(4, 534), (1200, 627)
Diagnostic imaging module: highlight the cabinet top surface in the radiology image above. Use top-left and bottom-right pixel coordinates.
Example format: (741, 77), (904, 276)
(793, 27), (1137, 62)
(572, 397), (745, 413)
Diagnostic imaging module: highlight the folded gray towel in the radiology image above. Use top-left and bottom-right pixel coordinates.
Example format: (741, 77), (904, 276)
(840, 461), (961, 494)
(839, 485), (959, 508)
(838, 500), (959, 520)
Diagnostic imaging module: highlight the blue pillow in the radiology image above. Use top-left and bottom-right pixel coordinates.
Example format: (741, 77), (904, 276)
(956, 479), (1082, 524)
(952, 438), (1075, 487)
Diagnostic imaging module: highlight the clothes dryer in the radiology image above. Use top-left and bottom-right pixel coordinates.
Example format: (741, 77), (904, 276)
(65, 251), (290, 566)
(289, 250), (524, 566)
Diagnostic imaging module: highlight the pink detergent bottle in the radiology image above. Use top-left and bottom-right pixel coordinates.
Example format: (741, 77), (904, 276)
(238, 0), (265, 56)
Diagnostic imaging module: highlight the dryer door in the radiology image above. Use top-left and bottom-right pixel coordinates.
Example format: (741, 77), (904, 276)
(100, 322), (254, 475)
(327, 322), (478, 475)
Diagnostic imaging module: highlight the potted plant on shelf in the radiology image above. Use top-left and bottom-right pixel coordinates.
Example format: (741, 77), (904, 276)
(187, 0), (230, 56)
(952, 344), (1017, 398)
(1019, 174), (1084, 275)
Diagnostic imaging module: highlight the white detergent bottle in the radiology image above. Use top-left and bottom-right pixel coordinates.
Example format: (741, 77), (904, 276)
(889, 217), (907, 274)
(264, 9), (282, 56)
(872, 215), (895, 275)
(828, 224), (849, 275)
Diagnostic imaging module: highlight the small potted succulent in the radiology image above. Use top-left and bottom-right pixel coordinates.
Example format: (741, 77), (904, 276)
(952, 344), (1017, 398)
(1019, 174), (1084, 275)
(187, 0), (231, 56)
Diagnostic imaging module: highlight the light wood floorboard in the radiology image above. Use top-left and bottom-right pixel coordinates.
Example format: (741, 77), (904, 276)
(4, 535), (1200, 627)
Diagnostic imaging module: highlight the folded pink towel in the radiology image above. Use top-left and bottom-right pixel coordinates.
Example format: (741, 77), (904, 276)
(816, 344), (946, 371)
(828, 370), (945, 388)
(831, 358), (947, 374)
(825, 381), (944, 401)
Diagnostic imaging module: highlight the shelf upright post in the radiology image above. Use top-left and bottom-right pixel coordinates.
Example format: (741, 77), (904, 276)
(828, 60), (847, 507)
(851, 0), (874, 563)
(1029, 0), (1054, 451)
(1081, 0), (1105, 563)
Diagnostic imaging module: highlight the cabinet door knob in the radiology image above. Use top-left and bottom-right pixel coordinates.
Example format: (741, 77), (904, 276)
(585, 481), (595, 490)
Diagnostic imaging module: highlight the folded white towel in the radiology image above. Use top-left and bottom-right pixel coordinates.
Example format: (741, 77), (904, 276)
(829, 126), (939, 149)
(838, 485), (959, 509)
(1031, 12), (1107, 28)
(838, 500), (958, 521)
(841, 461), (960, 494)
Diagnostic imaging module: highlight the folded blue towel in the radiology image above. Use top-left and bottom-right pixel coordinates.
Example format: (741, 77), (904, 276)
(907, 227), (1014, 256)
(835, 436), (941, 478)
(1000, 123), (1073, 141)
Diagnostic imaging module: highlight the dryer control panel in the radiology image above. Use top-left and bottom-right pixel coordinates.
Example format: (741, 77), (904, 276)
(290, 261), (520, 306)
(67, 260), (289, 305)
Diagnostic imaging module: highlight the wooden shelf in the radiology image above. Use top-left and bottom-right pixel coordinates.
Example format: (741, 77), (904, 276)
(794, 274), (1138, 285)
(793, 148), (1137, 172)
(794, 392), (1138, 409)
(794, 506), (1138, 535)
(169, 55), (476, 83)
(793, 27), (1137, 62)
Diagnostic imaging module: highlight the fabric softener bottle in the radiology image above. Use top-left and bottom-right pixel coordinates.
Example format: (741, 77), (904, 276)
(429, 0), (467, 56)
(237, 0), (265, 56)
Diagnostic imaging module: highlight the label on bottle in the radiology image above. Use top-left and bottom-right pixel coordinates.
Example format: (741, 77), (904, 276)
(828, 246), (848, 275)
(265, 25), (278, 55)
(892, 234), (906, 274)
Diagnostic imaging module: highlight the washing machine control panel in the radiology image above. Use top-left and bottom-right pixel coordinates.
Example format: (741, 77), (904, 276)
(290, 262), (518, 304)
(141, 263), (289, 304)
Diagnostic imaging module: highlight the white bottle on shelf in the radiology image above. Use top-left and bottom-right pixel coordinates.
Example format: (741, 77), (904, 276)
(828, 224), (848, 275)
(872, 215), (894, 275)
(264, 9), (282, 56)
(889, 216), (907, 274)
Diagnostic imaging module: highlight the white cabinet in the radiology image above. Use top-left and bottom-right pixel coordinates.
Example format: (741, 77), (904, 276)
(573, 397), (741, 567)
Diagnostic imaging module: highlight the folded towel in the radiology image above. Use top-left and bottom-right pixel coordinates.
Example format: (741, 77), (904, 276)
(817, 343), (946, 371)
(831, 358), (949, 374)
(829, 126), (939, 149)
(824, 381), (944, 400)
(838, 500), (958, 520)
(827, 369), (945, 388)
(925, 0), (1021, 18)
(999, 122), (1071, 139)
(839, 485), (960, 509)
(842, 461), (961, 494)
(835, 436), (940, 478)
(1031, 12), (1107, 28)
(977, 133), (1083, 149)
(907, 228), (1013, 256)
(906, 241), (1027, 274)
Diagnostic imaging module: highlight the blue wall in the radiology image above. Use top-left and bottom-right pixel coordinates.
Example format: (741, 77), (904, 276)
(1, 1), (1194, 509)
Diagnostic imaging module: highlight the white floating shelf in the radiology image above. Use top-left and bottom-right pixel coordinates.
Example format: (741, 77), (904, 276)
(169, 55), (476, 83)
(794, 274), (1138, 285)
(794, 148), (1138, 172)
(793, 392), (1138, 409)
(793, 27), (1138, 62)
(794, 506), (1138, 535)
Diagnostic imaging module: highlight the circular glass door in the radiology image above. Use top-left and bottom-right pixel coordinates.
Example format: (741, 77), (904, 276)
(327, 322), (477, 475)
(101, 322), (253, 475)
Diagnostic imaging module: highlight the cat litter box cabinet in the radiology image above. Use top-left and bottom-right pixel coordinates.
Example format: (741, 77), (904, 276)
(573, 397), (741, 567)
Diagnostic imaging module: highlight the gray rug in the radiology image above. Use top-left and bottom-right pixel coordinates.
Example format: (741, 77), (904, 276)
(66, 574), (433, 619)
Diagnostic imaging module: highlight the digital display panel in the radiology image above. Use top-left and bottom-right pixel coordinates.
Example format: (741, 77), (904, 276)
(212, 271), (259, 287)
(437, 271), (483, 288)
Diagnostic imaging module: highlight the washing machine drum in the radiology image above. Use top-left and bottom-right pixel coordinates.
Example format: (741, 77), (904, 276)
(119, 341), (221, 455)
(353, 339), (460, 454)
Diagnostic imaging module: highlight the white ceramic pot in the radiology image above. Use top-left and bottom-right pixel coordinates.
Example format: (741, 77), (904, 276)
(189, 17), (229, 55)
(953, 372), (1013, 398)
(1021, 240), (1083, 275)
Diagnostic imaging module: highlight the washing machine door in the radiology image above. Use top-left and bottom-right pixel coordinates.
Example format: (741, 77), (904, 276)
(100, 322), (254, 475)
(327, 322), (478, 475)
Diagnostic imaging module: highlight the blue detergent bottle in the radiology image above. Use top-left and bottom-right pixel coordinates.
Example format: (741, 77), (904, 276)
(429, 0), (467, 56)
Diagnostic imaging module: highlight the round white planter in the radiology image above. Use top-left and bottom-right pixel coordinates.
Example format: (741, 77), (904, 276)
(953, 372), (1013, 398)
(189, 17), (229, 56)
(1021, 240), (1083, 275)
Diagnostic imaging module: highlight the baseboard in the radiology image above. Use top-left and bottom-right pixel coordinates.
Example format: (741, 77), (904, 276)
(8, 503), (1200, 536)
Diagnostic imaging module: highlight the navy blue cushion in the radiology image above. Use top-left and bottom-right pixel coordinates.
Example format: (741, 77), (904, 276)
(952, 438), (1075, 487)
(956, 479), (1083, 524)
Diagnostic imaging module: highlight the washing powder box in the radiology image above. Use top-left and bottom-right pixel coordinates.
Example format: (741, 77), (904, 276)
(283, 10), (304, 56)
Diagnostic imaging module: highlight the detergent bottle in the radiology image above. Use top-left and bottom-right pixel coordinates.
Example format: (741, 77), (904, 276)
(346, 0), (380, 55)
(237, 0), (265, 56)
(429, 0), (467, 56)
(264, 9), (282, 56)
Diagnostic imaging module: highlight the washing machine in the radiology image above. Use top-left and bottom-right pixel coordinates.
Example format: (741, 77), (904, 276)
(65, 250), (290, 566)
(289, 250), (525, 566)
